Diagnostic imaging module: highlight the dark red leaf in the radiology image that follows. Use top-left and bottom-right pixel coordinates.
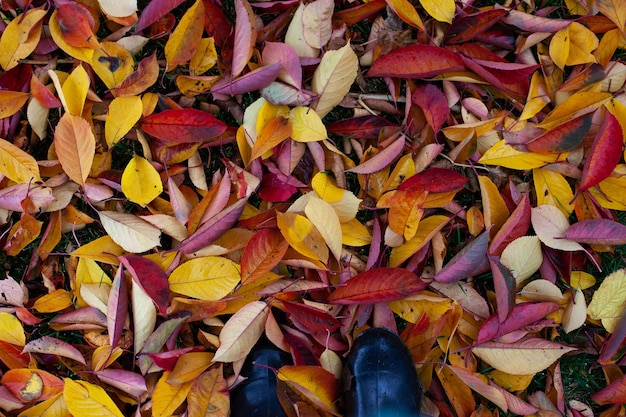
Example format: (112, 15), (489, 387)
(258, 173), (298, 202)
(489, 257), (517, 323)
(367, 45), (465, 79)
(283, 300), (340, 334)
(411, 84), (450, 133)
(202, 0), (232, 47)
(525, 113), (593, 153)
(476, 302), (560, 343)
(332, 0), (386, 27)
(489, 192), (531, 256)
(119, 255), (171, 315)
(140, 109), (228, 144)
(398, 168), (468, 193)
(446, 9), (508, 44)
(326, 115), (396, 140)
(135, 0), (185, 33)
(327, 268), (426, 304)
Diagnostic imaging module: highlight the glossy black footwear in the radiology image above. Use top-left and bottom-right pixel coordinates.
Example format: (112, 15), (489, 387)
(344, 328), (422, 417)
(230, 340), (292, 417)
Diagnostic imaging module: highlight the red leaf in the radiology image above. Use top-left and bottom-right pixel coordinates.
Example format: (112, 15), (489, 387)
(119, 255), (170, 315)
(147, 346), (202, 371)
(326, 115), (396, 140)
(283, 300), (340, 334)
(446, 9), (508, 44)
(332, 0), (386, 27)
(30, 76), (62, 109)
(591, 374), (626, 404)
(411, 84), (450, 133)
(140, 109), (228, 144)
(579, 110), (623, 191)
(240, 228), (290, 285)
(327, 267), (426, 304)
(398, 168), (468, 193)
(135, 0), (186, 33)
(367, 45), (465, 79)
(202, 0), (231, 47)
(107, 268), (129, 349)
(434, 231), (490, 284)
(258, 173), (298, 202)
(489, 257), (517, 323)
(476, 302), (560, 343)
(56, 2), (99, 49)
(525, 113), (593, 153)
(489, 192), (531, 256)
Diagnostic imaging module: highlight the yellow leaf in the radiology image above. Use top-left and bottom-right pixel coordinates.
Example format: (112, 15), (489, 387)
(386, 0), (424, 30)
(276, 212), (329, 263)
(312, 172), (344, 203)
(596, 0), (626, 38)
(187, 367), (229, 417)
(549, 22), (598, 69)
(478, 139), (567, 170)
(249, 116), (292, 161)
(311, 43), (358, 118)
(478, 176), (509, 237)
(520, 71), (550, 121)
(48, 10), (94, 62)
(33, 289), (72, 313)
(389, 296), (455, 324)
(121, 155), (163, 206)
(0, 313), (25, 346)
(390, 215), (450, 267)
(341, 218), (372, 247)
(165, 0), (205, 71)
(0, 91), (30, 119)
(277, 366), (339, 414)
(152, 372), (194, 417)
(588, 174), (626, 210)
(62, 65), (90, 117)
(488, 370), (534, 392)
(190, 37), (217, 75)
(176, 75), (220, 98)
(74, 257), (112, 309)
(17, 392), (68, 417)
(168, 352), (215, 385)
(169, 257), (240, 300)
(64, 379), (124, 417)
(105, 96), (143, 147)
(570, 271), (596, 290)
(304, 195), (342, 260)
(588, 268), (626, 332)
(213, 301), (269, 362)
(533, 168), (574, 216)
(285, 2), (320, 58)
(91, 42), (134, 90)
(70, 235), (124, 264)
(472, 338), (576, 375)
(500, 236), (543, 285)
(98, 211), (161, 253)
(418, 0), (455, 23)
(520, 279), (564, 303)
(0, 138), (41, 183)
(539, 92), (611, 130)
(0, 8), (47, 71)
(289, 106), (327, 142)
(54, 113), (95, 186)
(255, 100), (290, 137)
(563, 288), (587, 333)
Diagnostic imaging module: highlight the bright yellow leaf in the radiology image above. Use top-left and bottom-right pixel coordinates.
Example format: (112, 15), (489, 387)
(478, 140), (568, 170)
(312, 172), (344, 203)
(17, 392), (68, 417)
(570, 271), (596, 290)
(478, 176), (509, 238)
(588, 268), (626, 332)
(304, 195), (342, 260)
(70, 235), (125, 264)
(0, 313), (25, 346)
(153, 372), (194, 417)
(390, 215), (450, 267)
(533, 168), (574, 216)
(64, 379), (124, 417)
(33, 289), (72, 313)
(288, 106), (327, 142)
(121, 155), (163, 206)
(105, 96), (143, 148)
(277, 366), (339, 414)
(164, 0), (205, 71)
(549, 22), (599, 69)
(520, 72), (550, 121)
(0, 138), (41, 183)
(588, 174), (626, 210)
(62, 65), (90, 117)
(341, 218), (372, 246)
(91, 42), (134, 89)
(418, 0), (454, 23)
(168, 352), (214, 385)
(190, 37), (217, 75)
(276, 212), (329, 263)
(0, 8), (47, 71)
(386, 0), (424, 29)
(488, 370), (534, 392)
(169, 257), (241, 300)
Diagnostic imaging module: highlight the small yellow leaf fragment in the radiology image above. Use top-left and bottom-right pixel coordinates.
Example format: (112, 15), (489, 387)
(62, 65), (90, 117)
(92, 42), (134, 90)
(0, 138), (41, 183)
(588, 268), (626, 332)
(418, 0), (455, 23)
(64, 378), (125, 417)
(105, 96), (143, 147)
(0, 312), (25, 346)
(121, 155), (163, 206)
(289, 106), (327, 142)
(33, 289), (72, 313)
(190, 37), (218, 75)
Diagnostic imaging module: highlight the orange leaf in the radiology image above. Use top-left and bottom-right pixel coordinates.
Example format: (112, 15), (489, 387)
(240, 228), (290, 285)
(249, 116), (292, 161)
(53, 113), (95, 186)
(2, 369), (63, 403)
(55, 2), (100, 49)
(277, 365), (339, 414)
(0, 91), (29, 119)
(3, 212), (43, 257)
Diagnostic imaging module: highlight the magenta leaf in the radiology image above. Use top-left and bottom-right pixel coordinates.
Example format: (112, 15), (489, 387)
(211, 63), (281, 99)
(565, 219), (626, 246)
(434, 231), (490, 284)
(135, 0), (186, 32)
(489, 256), (517, 323)
(347, 134), (406, 174)
(476, 302), (560, 343)
(119, 255), (170, 315)
(22, 336), (86, 365)
(107, 267), (129, 349)
(96, 369), (148, 398)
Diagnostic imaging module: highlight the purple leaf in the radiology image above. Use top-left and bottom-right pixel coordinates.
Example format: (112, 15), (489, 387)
(262, 42), (302, 89)
(565, 219), (626, 245)
(49, 307), (107, 331)
(490, 256), (517, 323)
(434, 231), (490, 284)
(96, 369), (148, 398)
(211, 63), (281, 99)
(22, 336), (87, 365)
(477, 302), (560, 343)
(347, 134), (405, 174)
(119, 255), (170, 315)
(179, 198), (248, 254)
(108, 267), (129, 349)
(135, 0), (186, 33)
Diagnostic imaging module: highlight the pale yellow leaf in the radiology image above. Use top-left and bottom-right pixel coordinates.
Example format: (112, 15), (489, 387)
(165, 0), (205, 71)
(520, 279), (564, 303)
(0, 312), (25, 346)
(304, 195), (342, 260)
(63, 379), (124, 417)
(478, 140), (567, 170)
(288, 106), (327, 142)
(74, 258), (112, 309)
(62, 65), (89, 117)
(533, 168), (574, 216)
(53, 113), (95, 186)
(472, 338), (576, 375)
(276, 212), (329, 263)
(563, 288), (587, 333)
(27, 96), (50, 139)
(92, 42), (134, 90)
(131, 280), (156, 355)
(190, 37), (217, 76)
(0, 138), (41, 183)
(169, 257), (240, 300)
(121, 155), (163, 206)
(302, 0), (333, 49)
(98, 211), (161, 253)
(105, 96), (143, 147)
(71, 235), (124, 264)
(213, 301), (269, 362)
(531, 205), (584, 252)
(97, 0), (137, 17)
(500, 236), (543, 285)
(0, 8), (47, 71)
(311, 43), (358, 118)
(285, 2), (320, 58)
(418, 0), (455, 23)
(139, 214), (189, 242)
(152, 372), (194, 417)
(588, 268), (626, 332)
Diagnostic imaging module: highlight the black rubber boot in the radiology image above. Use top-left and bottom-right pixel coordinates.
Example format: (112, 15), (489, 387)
(344, 328), (422, 417)
(230, 340), (292, 417)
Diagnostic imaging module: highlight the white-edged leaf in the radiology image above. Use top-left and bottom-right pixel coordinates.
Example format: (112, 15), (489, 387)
(98, 211), (161, 253)
(531, 205), (584, 251)
(97, 0), (137, 17)
(500, 236), (543, 285)
(23, 336), (86, 365)
(213, 301), (269, 362)
(303, 0), (334, 49)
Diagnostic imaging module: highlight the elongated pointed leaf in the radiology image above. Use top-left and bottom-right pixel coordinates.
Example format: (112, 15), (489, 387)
(120, 255), (170, 315)
(241, 228), (289, 285)
(434, 231), (490, 284)
(368, 45), (464, 79)
(140, 109), (227, 144)
(213, 301), (269, 362)
(579, 110), (623, 190)
(54, 113), (95, 186)
(22, 336), (86, 365)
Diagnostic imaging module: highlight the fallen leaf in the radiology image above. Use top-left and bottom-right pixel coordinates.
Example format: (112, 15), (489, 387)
(311, 43), (359, 118)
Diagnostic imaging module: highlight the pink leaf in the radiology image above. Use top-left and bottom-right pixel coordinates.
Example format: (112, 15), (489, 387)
(262, 42), (302, 89)
(22, 336), (86, 365)
(107, 267), (129, 349)
(565, 219), (626, 245)
(232, 0), (257, 77)
(119, 255), (170, 315)
(489, 257), (517, 323)
(347, 134), (406, 174)
(212, 63), (281, 99)
(135, 0), (186, 32)
(434, 231), (490, 284)
(477, 302), (560, 343)
(96, 369), (148, 398)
